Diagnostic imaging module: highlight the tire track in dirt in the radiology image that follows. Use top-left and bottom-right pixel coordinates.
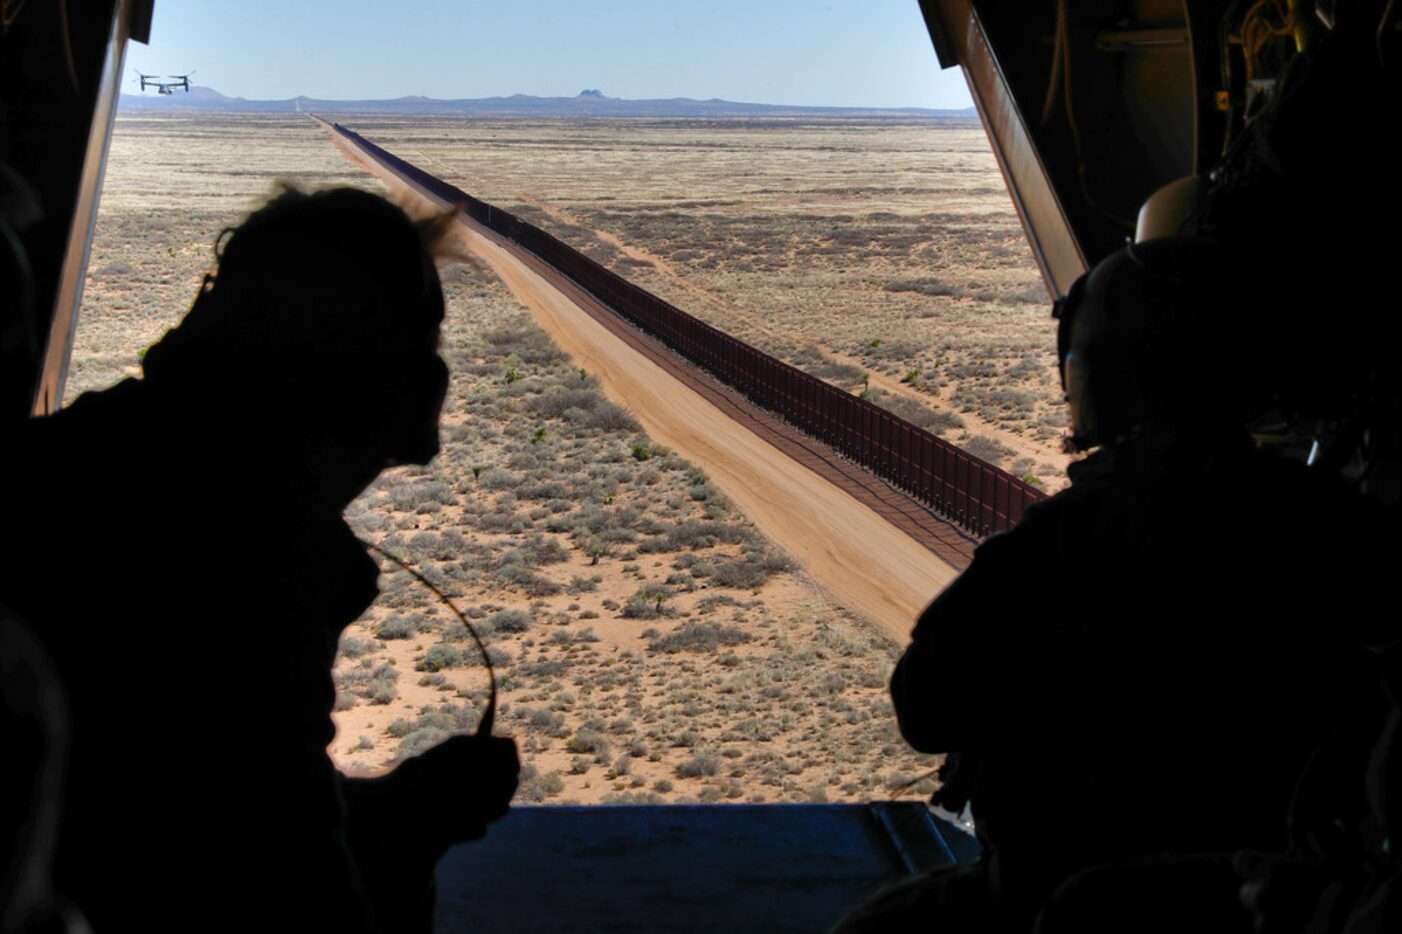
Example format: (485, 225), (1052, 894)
(512, 195), (770, 333)
(319, 120), (963, 642)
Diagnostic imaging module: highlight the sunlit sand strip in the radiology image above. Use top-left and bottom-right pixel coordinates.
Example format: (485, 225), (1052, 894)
(322, 123), (958, 642)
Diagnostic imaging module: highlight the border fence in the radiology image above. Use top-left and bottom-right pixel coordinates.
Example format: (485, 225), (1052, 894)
(332, 123), (1043, 536)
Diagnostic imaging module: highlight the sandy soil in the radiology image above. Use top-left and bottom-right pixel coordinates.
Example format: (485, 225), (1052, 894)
(326, 123), (957, 641)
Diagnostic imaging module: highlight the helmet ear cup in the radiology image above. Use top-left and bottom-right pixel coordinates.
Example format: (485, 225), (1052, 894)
(1062, 341), (1096, 452)
(1053, 237), (1250, 452)
(1053, 272), (1097, 451)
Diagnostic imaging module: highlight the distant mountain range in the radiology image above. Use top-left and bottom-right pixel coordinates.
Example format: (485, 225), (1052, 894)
(117, 87), (978, 119)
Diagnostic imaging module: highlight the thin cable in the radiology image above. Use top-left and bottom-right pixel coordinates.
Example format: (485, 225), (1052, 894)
(364, 541), (497, 737)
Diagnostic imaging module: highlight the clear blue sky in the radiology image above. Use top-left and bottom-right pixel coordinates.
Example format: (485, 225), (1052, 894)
(125, 1), (972, 109)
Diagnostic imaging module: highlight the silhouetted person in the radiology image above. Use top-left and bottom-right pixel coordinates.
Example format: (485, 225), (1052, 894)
(835, 237), (1388, 933)
(0, 186), (517, 933)
(1032, 14), (1402, 931)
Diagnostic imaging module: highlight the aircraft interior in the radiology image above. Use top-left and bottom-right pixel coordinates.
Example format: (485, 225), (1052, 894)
(3, 1), (1399, 931)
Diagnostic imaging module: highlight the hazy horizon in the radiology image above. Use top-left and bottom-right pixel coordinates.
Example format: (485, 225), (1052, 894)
(125, 1), (972, 110)
(121, 82), (976, 112)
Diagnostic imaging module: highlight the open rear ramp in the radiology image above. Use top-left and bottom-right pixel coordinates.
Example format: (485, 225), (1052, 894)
(435, 803), (978, 932)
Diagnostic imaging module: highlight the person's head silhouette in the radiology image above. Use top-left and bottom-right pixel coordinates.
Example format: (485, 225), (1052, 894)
(142, 186), (452, 501)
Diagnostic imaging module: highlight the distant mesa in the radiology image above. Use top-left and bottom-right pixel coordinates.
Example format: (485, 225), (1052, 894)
(578, 89), (605, 98)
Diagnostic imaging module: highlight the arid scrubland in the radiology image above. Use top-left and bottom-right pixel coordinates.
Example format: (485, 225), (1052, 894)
(70, 112), (943, 804)
(351, 116), (1070, 487)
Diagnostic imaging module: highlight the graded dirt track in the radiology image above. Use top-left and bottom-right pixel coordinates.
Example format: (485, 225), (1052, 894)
(324, 127), (960, 642)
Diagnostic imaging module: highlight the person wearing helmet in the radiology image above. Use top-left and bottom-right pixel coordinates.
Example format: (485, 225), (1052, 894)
(0, 187), (518, 933)
(835, 237), (1387, 934)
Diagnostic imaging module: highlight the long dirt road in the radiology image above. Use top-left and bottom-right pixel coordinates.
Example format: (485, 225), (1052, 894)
(324, 125), (959, 642)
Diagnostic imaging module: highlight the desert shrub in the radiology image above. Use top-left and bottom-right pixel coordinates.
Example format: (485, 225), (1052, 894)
(372, 614), (409, 636)
(527, 388), (599, 419)
(416, 645), (464, 672)
(374, 614), (420, 640)
(923, 410), (967, 434)
(676, 750), (722, 778)
(803, 356), (866, 386)
(516, 765), (566, 802)
(871, 391), (965, 435)
(507, 451), (545, 470)
(688, 482), (718, 502)
(393, 704), (478, 759)
(518, 707), (567, 736)
(653, 779), (674, 793)
(948, 361), (1000, 380)
(338, 635), (377, 659)
(519, 480), (570, 500)
(694, 594), (738, 614)
(520, 659), (570, 677)
(665, 571), (697, 591)
(387, 480), (456, 511)
(482, 322), (562, 366)
(567, 729), (609, 755)
(884, 277), (961, 297)
(858, 338), (924, 362)
(336, 662), (400, 701)
(477, 509), (528, 534)
(495, 563), (562, 597)
(520, 534), (569, 566)
(406, 531), (448, 560)
(648, 622), (751, 654)
(550, 627), (600, 645)
(962, 434), (1016, 465)
(651, 520), (752, 552)
(586, 402), (638, 431)
(440, 621), (474, 644)
(673, 553), (715, 578)
(479, 467), (517, 490)
(710, 551), (793, 589)
(487, 609), (532, 633)
(1006, 355), (1045, 378)
(621, 588), (674, 620)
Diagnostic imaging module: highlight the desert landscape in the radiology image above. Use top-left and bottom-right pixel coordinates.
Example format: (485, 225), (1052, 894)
(70, 111), (1063, 804)
(346, 115), (1069, 485)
